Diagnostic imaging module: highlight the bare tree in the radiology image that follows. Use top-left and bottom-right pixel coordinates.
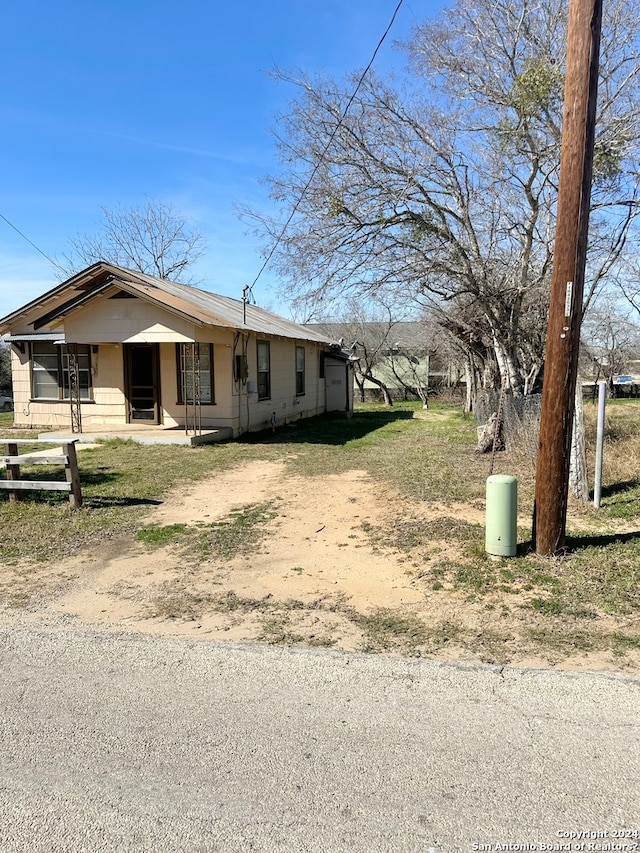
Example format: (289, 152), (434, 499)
(244, 0), (640, 407)
(580, 299), (640, 394)
(619, 259), (640, 319)
(316, 298), (450, 407)
(63, 198), (205, 282)
(385, 322), (442, 408)
(319, 302), (399, 406)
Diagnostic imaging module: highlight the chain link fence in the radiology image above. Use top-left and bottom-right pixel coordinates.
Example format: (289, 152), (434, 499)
(475, 391), (542, 460)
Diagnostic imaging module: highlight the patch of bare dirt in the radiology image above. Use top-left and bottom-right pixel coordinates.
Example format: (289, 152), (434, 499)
(1, 459), (638, 673)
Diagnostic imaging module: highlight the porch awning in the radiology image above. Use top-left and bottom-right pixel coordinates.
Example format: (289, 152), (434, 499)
(5, 333), (65, 342)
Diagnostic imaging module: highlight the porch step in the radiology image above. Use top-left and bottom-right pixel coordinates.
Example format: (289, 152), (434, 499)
(37, 427), (234, 447)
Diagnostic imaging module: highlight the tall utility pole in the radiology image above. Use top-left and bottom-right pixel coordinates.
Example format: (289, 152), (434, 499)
(533, 0), (603, 555)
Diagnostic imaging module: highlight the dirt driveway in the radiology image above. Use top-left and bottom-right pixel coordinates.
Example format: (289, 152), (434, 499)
(2, 459), (639, 673)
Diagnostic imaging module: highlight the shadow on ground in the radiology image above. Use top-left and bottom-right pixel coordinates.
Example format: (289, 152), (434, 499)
(566, 529), (640, 550)
(238, 410), (415, 447)
(518, 529), (640, 555)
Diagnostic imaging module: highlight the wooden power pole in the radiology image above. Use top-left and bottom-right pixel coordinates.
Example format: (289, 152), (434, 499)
(533, 0), (603, 555)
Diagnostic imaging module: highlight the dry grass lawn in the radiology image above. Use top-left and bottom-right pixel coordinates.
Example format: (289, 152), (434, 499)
(1, 401), (639, 672)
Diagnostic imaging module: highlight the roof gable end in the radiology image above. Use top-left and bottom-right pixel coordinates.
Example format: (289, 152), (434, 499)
(0, 261), (335, 344)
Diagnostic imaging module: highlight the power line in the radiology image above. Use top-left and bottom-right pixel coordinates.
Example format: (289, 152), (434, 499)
(250, 0), (405, 291)
(0, 211), (67, 274)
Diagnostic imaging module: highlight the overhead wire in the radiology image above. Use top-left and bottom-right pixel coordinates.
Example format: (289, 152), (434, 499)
(1, 1), (405, 294)
(0, 211), (67, 275)
(248, 0), (405, 292)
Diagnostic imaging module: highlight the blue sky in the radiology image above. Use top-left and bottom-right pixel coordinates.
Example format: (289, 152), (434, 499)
(1, 0), (446, 318)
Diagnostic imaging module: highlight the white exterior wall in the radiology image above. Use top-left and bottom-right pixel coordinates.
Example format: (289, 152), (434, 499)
(7, 302), (335, 434)
(240, 336), (326, 435)
(9, 340), (129, 429)
(10, 345), (64, 429)
(64, 295), (197, 344)
(160, 330), (238, 431)
(87, 343), (127, 425)
(84, 332), (329, 435)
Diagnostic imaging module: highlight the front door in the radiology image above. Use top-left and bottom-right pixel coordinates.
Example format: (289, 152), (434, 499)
(124, 343), (161, 424)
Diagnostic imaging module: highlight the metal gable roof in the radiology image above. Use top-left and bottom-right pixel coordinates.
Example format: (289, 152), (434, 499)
(126, 273), (333, 342)
(0, 262), (335, 345)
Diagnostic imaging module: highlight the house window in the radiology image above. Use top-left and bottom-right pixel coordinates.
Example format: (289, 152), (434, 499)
(295, 346), (305, 395)
(177, 343), (214, 404)
(257, 341), (271, 400)
(31, 342), (92, 400)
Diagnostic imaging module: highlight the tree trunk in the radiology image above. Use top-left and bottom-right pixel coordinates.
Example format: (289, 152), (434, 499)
(464, 356), (479, 414)
(476, 413), (504, 453)
(523, 362), (541, 396)
(569, 387), (589, 501)
(493, 335), (524, 396)
(388, 358), (428, 408)
(378, 383), (393, 407)
(358, 372), (393, 406)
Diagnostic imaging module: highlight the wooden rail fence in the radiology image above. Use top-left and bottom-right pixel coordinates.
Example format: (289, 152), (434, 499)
(1, 440), (82, 508)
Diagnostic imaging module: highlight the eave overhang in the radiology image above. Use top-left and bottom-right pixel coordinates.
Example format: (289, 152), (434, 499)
(31, 277), (205, 331)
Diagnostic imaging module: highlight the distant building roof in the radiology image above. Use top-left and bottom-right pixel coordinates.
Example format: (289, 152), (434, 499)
(307, 320), (437, 348)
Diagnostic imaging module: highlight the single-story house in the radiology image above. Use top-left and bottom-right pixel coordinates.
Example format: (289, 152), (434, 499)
(0, 262), (353, 442)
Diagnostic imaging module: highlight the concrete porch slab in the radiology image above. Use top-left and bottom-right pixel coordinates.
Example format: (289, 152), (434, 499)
(37, 426), (234, 446)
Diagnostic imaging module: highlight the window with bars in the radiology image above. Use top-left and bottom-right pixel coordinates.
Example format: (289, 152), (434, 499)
(176, 343), (214, 404)
(31, 342), (92, 400)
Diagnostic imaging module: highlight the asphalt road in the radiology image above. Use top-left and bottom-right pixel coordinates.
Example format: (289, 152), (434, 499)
(1, 626), (639, 852)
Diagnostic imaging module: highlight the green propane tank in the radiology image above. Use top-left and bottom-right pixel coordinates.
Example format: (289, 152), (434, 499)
(485, 474), (517, 557)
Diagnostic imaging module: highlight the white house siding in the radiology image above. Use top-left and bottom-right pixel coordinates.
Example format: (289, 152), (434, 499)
(157, 342), (180, 428)
(159, 334), (327, 436)
(87, 343), (127, 426)
(242, 336), (325, 435)
(63, 293), (197, 344)
(159, 335), (236, 431)
(8, 340), (124, 429)
(9, 335), (328, 434)
(9, 346), (46, 428)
